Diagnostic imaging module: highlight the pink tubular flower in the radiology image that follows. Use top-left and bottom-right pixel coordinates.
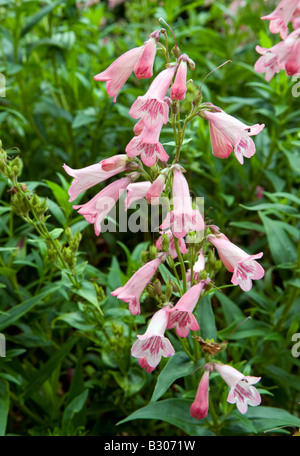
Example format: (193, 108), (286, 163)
(167, 280), (208, 337)
(134, 30), (160, 79)
(254, 30), (300, 80)
(201, 108), (264, 165)
(285, 34), (300, 75)
(156, 229), (188, 259)
(111, 254), (167, 315)
(160, 166), (205, 238)
(261, 0), (299, 39)
(138, 357), (156, 373)
(63, 155), (128, 202)
(213, 363), (261, 414)
(145, 174), (165, 203)
(73, 176), (132, 236)
(129, 65), (177, 129)
(254, 43), (286, 81)
(190, 365), (213, 420)
(131, 306), (175, 371)
(170, 54), (190, 101)
(126, 121), (169, 167)
(291, 3), (300, 29)
(124, 181), (151, 210)
(93, 32), (160, 102)
(207, 233), (264, 292)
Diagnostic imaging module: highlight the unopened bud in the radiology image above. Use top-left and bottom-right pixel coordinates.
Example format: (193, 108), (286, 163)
(141, 250), (149, 264)
(208, 224), (221, 235)
(171, 100), (179, 115)
(65, 227), (72, 242)
(161, 233), (170, 252)
(193, 93), (203, 107)
(171, 46), (181, 58)
(187, 58), (195, 71)
(10, 192), (30, 217)
(101, 154), (128, 172)
(10, 157), (22, 176)
(149, 29), (161, 42)
(149, 244), (158, 260)
(165, 282), (173, 300)
(153, 278), (162, 295)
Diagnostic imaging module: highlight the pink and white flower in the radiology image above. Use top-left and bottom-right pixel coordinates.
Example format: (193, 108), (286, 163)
(93, 31), (160, 102)
(131, 306), (175, 371)
(63, 155), (128, 202)
(166, 281), (208, 337)
(201, 108), (265, 165)
(254, 30), (300, 80)
(213, 363), (261, 414)
(73, 176), (132, 236)
(261, 0), (299, 39)
(160, 165), (205, 238)
(285, 33), (300, 75)
(126, 121), (169, 167)
(111, 254), (167, 315)
(145, 174), (165, 203)
(207, 233), (264, 292)
(156, 229), (188, 259)
(190, 364), (213, 420)
(129, 65), (177, 129)
(291, 3), (300, 29)
(124, 181), (151, 210)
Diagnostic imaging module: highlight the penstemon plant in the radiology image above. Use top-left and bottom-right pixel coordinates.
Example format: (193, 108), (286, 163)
(63, 20), (266, 427)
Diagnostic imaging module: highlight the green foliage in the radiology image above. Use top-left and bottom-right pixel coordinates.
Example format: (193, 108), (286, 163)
(0, 0), (299, 437)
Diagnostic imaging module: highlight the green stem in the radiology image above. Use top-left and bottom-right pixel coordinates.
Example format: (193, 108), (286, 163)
(173, 236), (187, 293)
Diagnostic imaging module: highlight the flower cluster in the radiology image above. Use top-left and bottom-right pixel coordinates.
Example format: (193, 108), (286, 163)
(254, 0), (300, 80)
(64, 24), (265, 419)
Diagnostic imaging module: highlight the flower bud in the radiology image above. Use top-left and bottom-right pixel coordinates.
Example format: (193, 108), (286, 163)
(149, 244), (158, 260)
(101, 154), (128, 172)
(161, 232), (170, 252)
(165, 282), (173, 300)
(171, 46), (181, 59)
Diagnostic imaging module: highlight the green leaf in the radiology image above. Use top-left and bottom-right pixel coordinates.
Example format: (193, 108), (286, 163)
(229, 221), (265, 233)
(260, 213), (297, 265)
(73, 280), (99, 308)
(110, 368), (146, 397)
(46, 199), (66, 225)
(62, 390), (89, 435)
(20, 1), (62, 37)
(44, 179), (71, 216)
(0, 379), (9, 436)
(151, 352), (196, 403)
(214, 290), (244, 325)
(240, 202), (297, 215)
(264, 365), (300, 392)
(0, 286), (60, 331)
(21, 336), (77, 400)
(117, 398), (215, 436)
(246, 406), (300, 433)
(54, 311), (95, 331)
(196, 294), (217, 340)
